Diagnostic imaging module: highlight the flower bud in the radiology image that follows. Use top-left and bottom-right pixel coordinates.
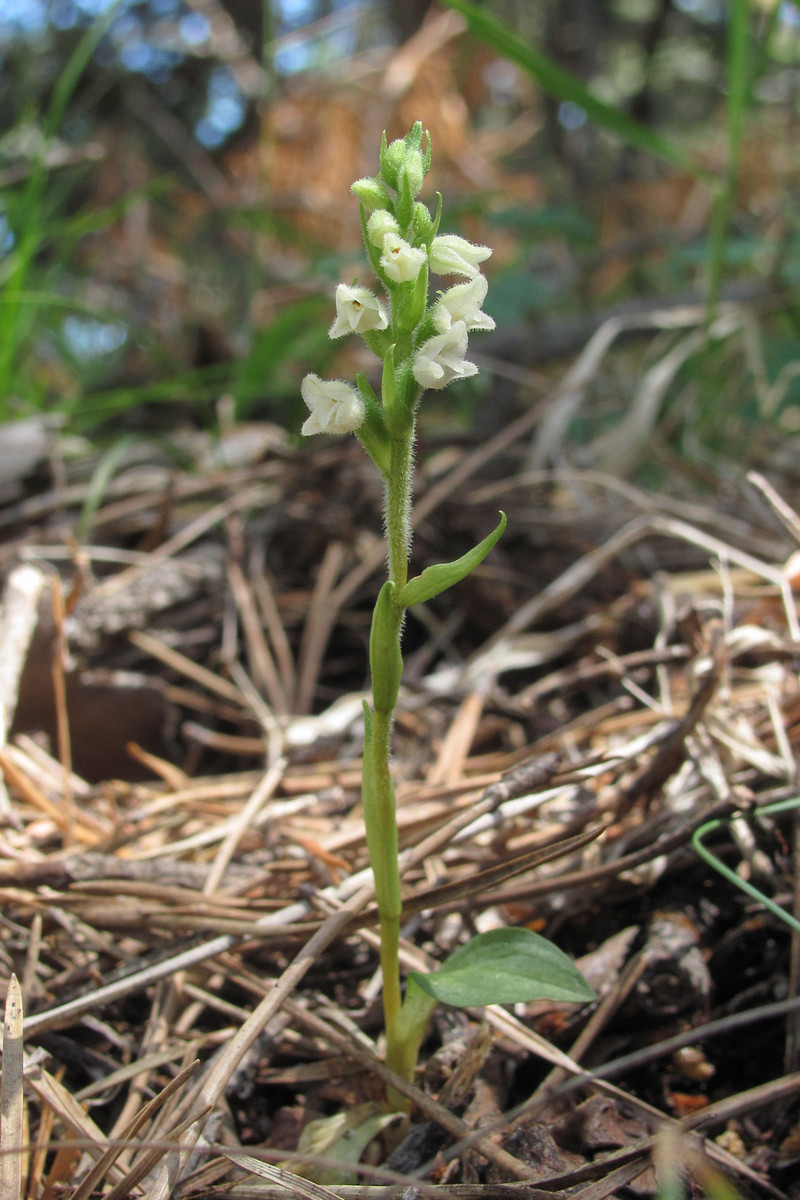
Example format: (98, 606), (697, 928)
(380, 136), (407, 190)
(367, 209), (400, 249)
(398, 149), (425, 197)
(351, 175), (391, 211)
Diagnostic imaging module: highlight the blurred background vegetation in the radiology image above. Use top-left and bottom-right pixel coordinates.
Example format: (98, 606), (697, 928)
(1, 0), (799, 489)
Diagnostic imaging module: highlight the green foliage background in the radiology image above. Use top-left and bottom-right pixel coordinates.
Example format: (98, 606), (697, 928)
(1, 0), (799, 482)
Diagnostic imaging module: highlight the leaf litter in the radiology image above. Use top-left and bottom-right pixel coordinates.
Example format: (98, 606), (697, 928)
(1, 399), (800, 1199)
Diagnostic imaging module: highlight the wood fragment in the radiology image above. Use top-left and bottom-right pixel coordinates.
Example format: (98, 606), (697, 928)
(0, 564), (46, 821)
(1, 975), (24, 1200)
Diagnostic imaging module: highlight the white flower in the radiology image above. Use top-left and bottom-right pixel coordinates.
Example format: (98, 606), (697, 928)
(412, 321), (478, 390)
(366, 210), (400, 248)
(329, 284), (388, 338)
(301, 374), (365, 436)
(380, 233), (427, 283)
(428, 234), (492, 278)
(432, 274), (495, 334)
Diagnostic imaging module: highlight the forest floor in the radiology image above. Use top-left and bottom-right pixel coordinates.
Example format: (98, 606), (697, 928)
(2, 401), (800, 1200)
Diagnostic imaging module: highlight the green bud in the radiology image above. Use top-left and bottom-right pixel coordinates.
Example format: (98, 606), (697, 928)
(367, 209), (400, 248)
(351, 175), (392, 211)
(404, 121), (424, 154)
(399, 150), (425, 197)
(370, 580), (403, 714)
(395, 165), (415, 230)
(381, 137), (406, 190)
(405, 122), (431, 181)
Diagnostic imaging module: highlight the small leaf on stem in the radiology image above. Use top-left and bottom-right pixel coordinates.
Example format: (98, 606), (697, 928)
(399, 512), (506, 607)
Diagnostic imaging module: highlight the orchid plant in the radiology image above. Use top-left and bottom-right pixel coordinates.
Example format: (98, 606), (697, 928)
(302, 124), (593, 1109)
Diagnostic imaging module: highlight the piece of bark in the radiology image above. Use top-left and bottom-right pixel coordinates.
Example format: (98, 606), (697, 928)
(0, 563), (47, 818)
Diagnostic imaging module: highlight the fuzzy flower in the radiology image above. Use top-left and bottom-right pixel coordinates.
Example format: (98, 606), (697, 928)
(428, 234), (492, 278)
(432, 274), (495, 334)
(412, 320), (478, 390)
(380, 232), (427, 283)
(301, 374), (365, 436)
(329, 284), (389, 339)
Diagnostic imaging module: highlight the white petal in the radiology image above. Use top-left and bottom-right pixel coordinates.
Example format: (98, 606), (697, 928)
(380, 234), (427, 283)
(433, 274), (494, 333)
(429, 234), (492, 277)
(301, 374), (365, 436)
(412, 321), (478, 390)
(329, 284), (388, 338)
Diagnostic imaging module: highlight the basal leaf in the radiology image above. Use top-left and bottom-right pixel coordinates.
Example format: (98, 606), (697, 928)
(408, 927), (595, 1008)
(288, 1101), (402, 1186)
(398, 511), (506, 607)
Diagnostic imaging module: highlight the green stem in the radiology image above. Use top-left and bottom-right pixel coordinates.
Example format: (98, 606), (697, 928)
(385, 434), (414, 592)
(367, 707), (402, 1020)
(362, 427), (416, 1103)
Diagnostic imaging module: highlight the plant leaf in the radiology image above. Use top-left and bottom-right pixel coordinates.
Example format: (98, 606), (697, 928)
(369, 580), (403, 713)
(408, 928), (595, 1008)
(398, 511), (506, 606)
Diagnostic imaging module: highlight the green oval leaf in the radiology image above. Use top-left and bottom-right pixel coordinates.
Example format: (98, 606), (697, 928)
(408, 927), (595, 1008)
(398, 511), (506, 607)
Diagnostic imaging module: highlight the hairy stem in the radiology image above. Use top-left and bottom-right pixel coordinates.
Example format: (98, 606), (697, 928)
(385, 433), (414, 593)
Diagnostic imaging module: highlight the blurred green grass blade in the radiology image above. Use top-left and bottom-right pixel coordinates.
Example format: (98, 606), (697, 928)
(0, 3), (125, 407)
(440, 0), (709, 179)
(707, 0), (752, 310)
(45, 1), (124, 136)
(76, 434), (139, 544)
(726, 0), (751, 163)
(65, 365), (232, 430)
(232, 294), (330, 416)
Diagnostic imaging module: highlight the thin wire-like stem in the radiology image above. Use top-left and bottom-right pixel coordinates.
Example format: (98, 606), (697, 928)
(693, 802), (800, 936)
